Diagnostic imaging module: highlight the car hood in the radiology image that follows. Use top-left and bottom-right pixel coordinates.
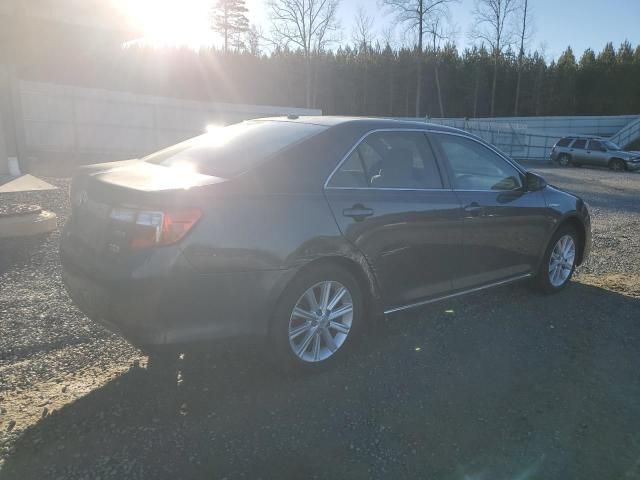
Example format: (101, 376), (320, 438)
(611, 150), (640, 159)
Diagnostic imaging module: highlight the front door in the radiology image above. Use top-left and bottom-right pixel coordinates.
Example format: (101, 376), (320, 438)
(324, 130), (464, 309)
(428, 132), (552, 290)
(587, 139), (609, 167)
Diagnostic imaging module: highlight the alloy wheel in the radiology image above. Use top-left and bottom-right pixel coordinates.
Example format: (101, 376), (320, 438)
(611, 160), (625, 171)
(548, 234), (576, 287)
(288, 281), (354, 362)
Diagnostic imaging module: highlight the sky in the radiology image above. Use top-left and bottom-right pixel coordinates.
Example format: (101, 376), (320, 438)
(117, 0), (640, 60)
(246, 0), (640, 60)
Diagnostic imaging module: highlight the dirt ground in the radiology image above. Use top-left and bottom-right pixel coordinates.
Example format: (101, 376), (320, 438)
(1, 166), (639, 479)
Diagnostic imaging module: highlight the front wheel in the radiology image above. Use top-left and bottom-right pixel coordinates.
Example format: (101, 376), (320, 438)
(609, 158), (626, 172)
(269, 264), (364, 372)
(533, 226), (579, 294)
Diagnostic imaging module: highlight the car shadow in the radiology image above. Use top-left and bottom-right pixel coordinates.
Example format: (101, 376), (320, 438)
(2, 281), (640, 480)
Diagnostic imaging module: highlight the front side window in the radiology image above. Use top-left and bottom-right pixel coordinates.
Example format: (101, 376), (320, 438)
(328, 131), (443, 189)
(557, 138), (573, 147)
(572, 139), (587, 149)
(432, 134), (523, 191)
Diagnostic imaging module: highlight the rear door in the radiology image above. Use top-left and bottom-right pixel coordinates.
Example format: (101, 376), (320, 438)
(428, 132), (551, 290)
(324, 130), (463, 309)
(570, 138), (588, 164)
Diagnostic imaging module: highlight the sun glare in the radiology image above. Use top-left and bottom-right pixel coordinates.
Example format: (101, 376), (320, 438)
(116, 0), (216, 49)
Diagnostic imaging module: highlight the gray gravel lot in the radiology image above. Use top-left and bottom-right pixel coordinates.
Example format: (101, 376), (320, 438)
(1, 166), (640, 480)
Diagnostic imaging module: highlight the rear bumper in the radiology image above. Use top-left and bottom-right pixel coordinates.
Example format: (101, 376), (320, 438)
(61, 244), (295, 347)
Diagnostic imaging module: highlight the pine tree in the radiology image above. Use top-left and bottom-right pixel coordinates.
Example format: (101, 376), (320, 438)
(211, 0), (249, 53)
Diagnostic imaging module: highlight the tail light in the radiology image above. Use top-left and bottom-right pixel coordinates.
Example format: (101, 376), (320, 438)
(109, 206), (201, 249)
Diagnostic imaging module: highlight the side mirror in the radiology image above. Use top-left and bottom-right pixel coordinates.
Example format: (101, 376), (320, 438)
(525, 171), (547, 191)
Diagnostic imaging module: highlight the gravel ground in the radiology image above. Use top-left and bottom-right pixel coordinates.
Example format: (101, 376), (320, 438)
(1, 166), (640, 480)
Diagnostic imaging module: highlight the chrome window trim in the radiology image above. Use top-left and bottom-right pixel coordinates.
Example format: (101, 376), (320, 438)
(323, 127), (526, 192)
(383, 272), (532, 315)
(326, 186), (453, 192)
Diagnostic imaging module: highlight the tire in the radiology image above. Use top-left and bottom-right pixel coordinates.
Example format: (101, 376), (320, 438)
(557, 154), (571, 167)
(269, 263), (364, 372)
(533, 225), (580, 294)
(609, 158), (626, 172)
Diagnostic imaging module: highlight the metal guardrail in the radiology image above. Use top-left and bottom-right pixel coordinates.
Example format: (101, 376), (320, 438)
(424, 118), (562, 161)
(402, 115), (640, 161)
(609, 117), (640, 148)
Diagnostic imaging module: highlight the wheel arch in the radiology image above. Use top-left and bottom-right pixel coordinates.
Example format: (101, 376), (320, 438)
(267, 254), (384, 334)
(609, 157), (626, 169)
(554, 214), (587, 266)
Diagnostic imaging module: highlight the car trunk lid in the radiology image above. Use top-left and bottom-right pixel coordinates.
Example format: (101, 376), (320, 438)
(66, 160), (222, 256)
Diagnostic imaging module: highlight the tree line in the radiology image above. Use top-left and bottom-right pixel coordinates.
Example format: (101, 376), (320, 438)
(71, 39), (638, 118)
(23, 0), (640, 118)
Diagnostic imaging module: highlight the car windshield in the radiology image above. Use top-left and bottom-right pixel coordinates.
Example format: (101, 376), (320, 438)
(603, 140), (622, 150)
(144, 120), (326, 177)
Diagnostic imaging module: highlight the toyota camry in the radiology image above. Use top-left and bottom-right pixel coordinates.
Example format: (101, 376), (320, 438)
(61, 117), (592, 371)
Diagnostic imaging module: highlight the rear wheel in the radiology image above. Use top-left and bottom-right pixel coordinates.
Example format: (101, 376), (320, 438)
(270, 264), (364, 372)
(557, 154), (571, 167)
(609, 158), (626, 172)
(533, 226), (579, 294)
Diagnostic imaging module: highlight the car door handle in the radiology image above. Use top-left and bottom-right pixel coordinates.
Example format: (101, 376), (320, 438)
(463, 202), (484, 217)
(343, 204), (374, 221)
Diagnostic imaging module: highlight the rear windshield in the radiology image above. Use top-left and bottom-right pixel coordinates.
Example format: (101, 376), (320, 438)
(145, 120), (326, 177)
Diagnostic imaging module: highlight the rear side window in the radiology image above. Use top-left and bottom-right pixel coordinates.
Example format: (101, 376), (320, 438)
(328, 131), (443, 189)
(572, 139), (587, 149)
(557, 138), (573, 147)
(145, 120), (326, 178)
(588, 140), (604, 151)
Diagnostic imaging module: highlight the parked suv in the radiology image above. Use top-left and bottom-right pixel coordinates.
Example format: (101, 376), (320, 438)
(550, 136), (640, 171)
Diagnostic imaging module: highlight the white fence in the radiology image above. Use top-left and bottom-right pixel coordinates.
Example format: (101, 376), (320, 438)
(19, 80), (321, 174)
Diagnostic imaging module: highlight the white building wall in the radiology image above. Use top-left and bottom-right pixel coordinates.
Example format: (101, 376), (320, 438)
(19, 80), (321, 174)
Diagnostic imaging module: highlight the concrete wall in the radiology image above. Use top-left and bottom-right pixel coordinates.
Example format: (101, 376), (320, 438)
(0, 110), (7, 175)
(19, 80), (321, 175)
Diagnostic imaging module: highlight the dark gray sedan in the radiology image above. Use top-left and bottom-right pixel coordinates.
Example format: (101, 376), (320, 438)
(61, 117), (592, 371)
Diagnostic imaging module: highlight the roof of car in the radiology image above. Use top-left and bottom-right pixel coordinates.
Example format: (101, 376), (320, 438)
(562, 135), (604, 140)
(259, 115), (466, 134)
